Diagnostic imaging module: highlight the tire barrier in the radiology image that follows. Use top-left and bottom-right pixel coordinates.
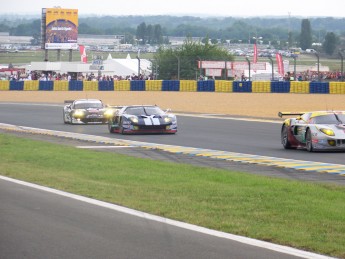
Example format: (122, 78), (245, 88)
(270, 81), (290, 93)
(1, 80), (345, 94)
(130, 80), (145, 91)
(309, 82), (329, 94)
(53, 80), (69, 91)
(179, 80), (197, 92)
(145, 80), (162, 91)
(0, 80), (10, 90)
(162, 80), (180, 91)
(23, 80), (39, 91)
(290, 81), (310, 94)
(115, 80), (130, 91)
(330, 82), (345, 94)
(233, 81), (252, 93)
(252, 81), (271, 93)
(68, 80), (83, 91)
(98, 80), (114, 91)
(10, 80), (24, 91)
(38, 81), (54, 91)
(215, 80), (232, 92)
(197, 80), (215, 92)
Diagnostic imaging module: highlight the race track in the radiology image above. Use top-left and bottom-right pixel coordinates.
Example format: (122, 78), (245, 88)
(0, 102), (344, 166)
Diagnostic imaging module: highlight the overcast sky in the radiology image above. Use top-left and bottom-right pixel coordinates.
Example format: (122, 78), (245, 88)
(1, 0), (344, 18)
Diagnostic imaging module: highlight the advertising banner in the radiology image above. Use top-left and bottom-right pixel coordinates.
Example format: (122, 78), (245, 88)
(44, 8), (78, 50)
(200, 61), (226, 69)
(205, 69), (222, 77)
(230, 62), (266, 70)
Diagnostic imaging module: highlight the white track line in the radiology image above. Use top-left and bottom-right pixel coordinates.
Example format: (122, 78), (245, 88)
(0, 175), (334, 259)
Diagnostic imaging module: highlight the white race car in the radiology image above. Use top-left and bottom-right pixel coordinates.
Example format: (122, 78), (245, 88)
(279, 111), (345, 152)
(63, 99), (113, 124)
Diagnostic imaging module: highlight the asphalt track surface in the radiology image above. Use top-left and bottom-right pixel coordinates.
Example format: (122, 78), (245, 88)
(1, 102), (345, 164)
(0, 102), (340, 259)
(1, 177), (319, 259)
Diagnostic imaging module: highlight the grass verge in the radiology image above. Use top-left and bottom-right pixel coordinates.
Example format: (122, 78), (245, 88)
(1, 133), (344, 258)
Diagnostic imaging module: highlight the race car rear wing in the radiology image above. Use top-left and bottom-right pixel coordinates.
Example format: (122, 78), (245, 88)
(64, 100), (74, 104)
(278, 112), (305, 118)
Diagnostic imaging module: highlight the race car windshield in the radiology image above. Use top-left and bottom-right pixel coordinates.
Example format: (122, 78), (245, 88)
(313, 114), (345, 124)
(125, 106), (164, 116)
(74, 102), (103, 109)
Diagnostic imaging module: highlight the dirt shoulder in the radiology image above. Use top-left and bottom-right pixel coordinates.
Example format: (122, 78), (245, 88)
(1, 91), (344, 118)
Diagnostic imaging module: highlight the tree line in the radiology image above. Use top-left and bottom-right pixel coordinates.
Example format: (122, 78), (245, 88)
(0, 15), (343, 56)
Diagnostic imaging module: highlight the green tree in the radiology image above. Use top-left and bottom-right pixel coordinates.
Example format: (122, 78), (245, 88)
(136, 22), (147, 44)
(153, 24), (163, 44)
(300, 19), (312, 50)
(323, 32), (338, 55)
(154, 38), (233, 80)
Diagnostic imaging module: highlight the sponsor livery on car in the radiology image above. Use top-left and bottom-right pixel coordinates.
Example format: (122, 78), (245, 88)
(108, 105), (177, 134)
(279, 111), (345, 152)
(63, 99), (114, 124)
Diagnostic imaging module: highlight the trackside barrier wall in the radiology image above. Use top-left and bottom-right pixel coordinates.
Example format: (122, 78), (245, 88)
(252, 81), (270, 93)
(330, 82), (345, 94)
(145, 80), (162, 91)
(309, 82), (329, 94)
(162, 80), (180, 91)
(24, 80), (39, 91)
(271, 81), (290, 93)
(233, 81), (252, 93)
(10, 80), (24, 90)
(83, 81), (99, 91)
(0, 80), (10, 91)
(98, 81), (114, 91)
(130, 80), (145, 91)
(290, 81), (309, 93)
(197, 80), (215, 92)
(68, 80), (83, 91)
(215, 80), (232, 92)
(2, 80), (345, 94)
(180, 80), (197, 92)
(115, 80), (130, 91)
(39, 81), (54, 91)
(53, 81), (69, 91)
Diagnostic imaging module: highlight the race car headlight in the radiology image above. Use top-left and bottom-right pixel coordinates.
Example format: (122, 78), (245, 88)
(319, 128), (335, 136)
(104, 109), (114, 118)
(73, 110), (85, 118)
(164, 117), (172, 123)
(130, 117), (138, 123)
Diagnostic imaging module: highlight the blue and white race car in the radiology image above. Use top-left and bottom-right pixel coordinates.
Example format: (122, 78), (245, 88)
(108, 105), (177, 134)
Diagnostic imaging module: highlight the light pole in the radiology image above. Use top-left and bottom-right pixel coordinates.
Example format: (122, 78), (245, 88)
(268, 57), (274, 81)
(339, 51), (344, 82)
(315, 52), (320, 81)
(136, 56), (141, 77)
(173, 54), (180, 80)
(293, 55), (297, 81)
(197, 56), (202, 79)
(245, 56), (251, 81)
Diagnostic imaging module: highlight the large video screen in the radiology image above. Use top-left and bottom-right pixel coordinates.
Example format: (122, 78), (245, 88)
(43, 8), (78, 50)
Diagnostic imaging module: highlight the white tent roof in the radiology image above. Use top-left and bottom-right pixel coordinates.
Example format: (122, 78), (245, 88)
(29, 58), (152, 77)
(103, 58), (151, 76)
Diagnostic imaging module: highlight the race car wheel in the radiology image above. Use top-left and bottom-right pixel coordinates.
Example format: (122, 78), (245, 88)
(63, 112), (68, 124)
(281, 125), (292, 149)
(69, 115), (74, 125)
(306, 129), (314, 152)
(108, 123), (115, 133)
